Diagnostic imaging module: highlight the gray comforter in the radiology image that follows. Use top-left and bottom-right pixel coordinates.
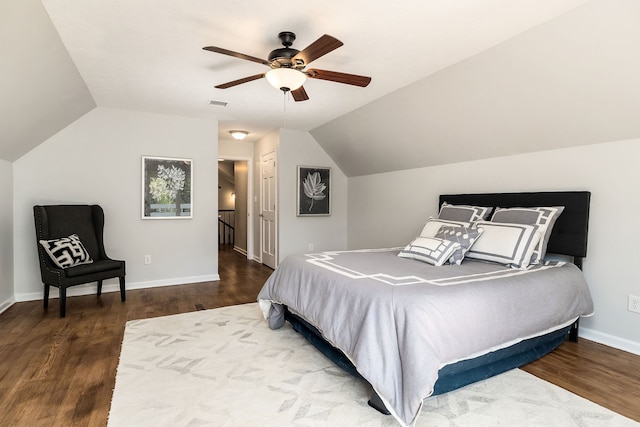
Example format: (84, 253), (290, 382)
(257, 248), (594, 426)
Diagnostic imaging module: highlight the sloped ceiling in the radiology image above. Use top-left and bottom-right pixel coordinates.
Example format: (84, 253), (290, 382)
(1, 0), (95, 162)
(311, 0), (640, 176)
(2, 0), (592, 163)
(6, 0), (635, 176)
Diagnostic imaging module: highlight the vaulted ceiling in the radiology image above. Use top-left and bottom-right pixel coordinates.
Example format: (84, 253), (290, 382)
(4, 0), (639, 176)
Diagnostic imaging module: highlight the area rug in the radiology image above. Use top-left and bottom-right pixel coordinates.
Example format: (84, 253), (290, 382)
(108, 303), (637, 427)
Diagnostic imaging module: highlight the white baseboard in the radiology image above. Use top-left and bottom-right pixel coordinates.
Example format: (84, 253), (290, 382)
(0, 296), (16, 315)
(13, 274), (221, 302)
(233, 246), (248, 256)
(579, 326), (640, 356)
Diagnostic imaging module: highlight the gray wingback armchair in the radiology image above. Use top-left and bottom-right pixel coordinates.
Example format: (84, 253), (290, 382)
(33, 205), (126, 317)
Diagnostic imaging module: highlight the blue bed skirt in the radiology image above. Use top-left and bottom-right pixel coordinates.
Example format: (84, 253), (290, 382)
(285, 309), (570, 411)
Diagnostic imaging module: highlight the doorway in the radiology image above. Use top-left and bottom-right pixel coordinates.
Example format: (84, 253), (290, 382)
(217, 158), (252, 259)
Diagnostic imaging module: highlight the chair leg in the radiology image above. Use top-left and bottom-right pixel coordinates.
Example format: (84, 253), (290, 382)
(97, 280), (103, 296)
(43, 284), (50, 309)
(119, 276), (126, 302)
(59, 287), (66, 318)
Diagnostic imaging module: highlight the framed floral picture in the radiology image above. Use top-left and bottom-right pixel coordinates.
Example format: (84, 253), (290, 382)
(142, 156), (193, 219)
(297, 166), (330, 216)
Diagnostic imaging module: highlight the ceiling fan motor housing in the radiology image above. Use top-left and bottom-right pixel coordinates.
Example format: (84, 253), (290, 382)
(268, 47), (300, 66)
(268, 31), (304, 69)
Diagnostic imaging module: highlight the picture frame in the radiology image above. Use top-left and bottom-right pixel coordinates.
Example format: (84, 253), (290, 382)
(297, 166), (330, 216)
(142, 156), (193, 219)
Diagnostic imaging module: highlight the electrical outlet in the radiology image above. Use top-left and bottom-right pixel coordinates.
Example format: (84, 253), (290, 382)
(629, 295), (640, 314)
(144, 255), (152, 265)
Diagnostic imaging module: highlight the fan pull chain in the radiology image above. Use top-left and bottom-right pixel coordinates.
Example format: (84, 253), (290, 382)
(281, 91), (288, 129)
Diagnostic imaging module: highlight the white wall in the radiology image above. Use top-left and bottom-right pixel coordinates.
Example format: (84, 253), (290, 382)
(13, 107), (219, 301)
(219, 139), (254, 158)
(348, 138), (640, 354)
(0, 159), (14, 312)
(247, 129), (348, 265)
(218, 174), (235, 210)
(278, 129), (348, 260)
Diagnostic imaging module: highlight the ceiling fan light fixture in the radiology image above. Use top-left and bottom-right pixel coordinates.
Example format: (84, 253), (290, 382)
(229, 130), (249, 140)
(266, 68), (306, 92)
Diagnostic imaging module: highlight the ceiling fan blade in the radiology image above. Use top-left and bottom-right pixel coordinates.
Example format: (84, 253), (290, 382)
(203, 46), (269, 66)
(215, 73), (266, 89)
(292, 35), (343, 66)
(291, 86), (309, 102)
(306, 68), (372, 87)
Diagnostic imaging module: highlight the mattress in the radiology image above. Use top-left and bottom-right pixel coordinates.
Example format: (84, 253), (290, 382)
(258, 248), (594, 426)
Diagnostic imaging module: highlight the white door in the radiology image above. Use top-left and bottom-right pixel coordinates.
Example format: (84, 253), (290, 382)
(260, 151), (277, 269)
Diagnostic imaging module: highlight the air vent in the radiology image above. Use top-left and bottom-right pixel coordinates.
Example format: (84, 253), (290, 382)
(209, 100), (228, 107)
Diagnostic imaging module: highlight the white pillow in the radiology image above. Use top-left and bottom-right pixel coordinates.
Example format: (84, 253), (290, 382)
(491, 206), (564, 265)
(398, 236), (461, 266)
(420, 217), (470, 238)
(465, 222), (542, 269)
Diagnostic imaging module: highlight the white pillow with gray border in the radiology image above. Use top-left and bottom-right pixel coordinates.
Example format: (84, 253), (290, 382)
(465, 221), (542, 269)
(491, 206), (564, 264)
(398, 236), (461, 266)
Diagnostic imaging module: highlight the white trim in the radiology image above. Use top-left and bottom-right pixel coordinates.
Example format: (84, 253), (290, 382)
(0, 296), (16, 315)
(14, 274), (220, 302)
(579, 326), (640, 356)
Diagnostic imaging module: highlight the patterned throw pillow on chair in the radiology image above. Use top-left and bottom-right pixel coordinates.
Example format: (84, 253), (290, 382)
(39, 234), (93, 269)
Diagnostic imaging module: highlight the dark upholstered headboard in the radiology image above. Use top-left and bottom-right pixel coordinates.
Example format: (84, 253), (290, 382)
(439, 191), (590, 267)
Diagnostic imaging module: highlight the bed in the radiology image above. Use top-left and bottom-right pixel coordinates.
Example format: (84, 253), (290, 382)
(257, 191), (594, 427)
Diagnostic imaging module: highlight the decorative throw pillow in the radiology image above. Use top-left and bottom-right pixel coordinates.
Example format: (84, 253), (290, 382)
(419, 217), (470, 238)
(491, 206), (564, 264)
(464, 222), (542, 269)
(39, 234), (93, 269)
(398, 236), (461, 266)
(434, 225), (484, 265)
(438, 203), (491, 222)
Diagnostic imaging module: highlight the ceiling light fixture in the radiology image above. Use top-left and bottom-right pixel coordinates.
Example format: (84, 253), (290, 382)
(229, 130), (249, 140)
(265, 68), (306, 92)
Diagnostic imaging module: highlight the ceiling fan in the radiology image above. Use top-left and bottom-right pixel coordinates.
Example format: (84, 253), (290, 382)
(203, 31), (372, 101)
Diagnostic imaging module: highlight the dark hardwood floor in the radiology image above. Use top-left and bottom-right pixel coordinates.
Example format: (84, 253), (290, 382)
(1, 245), (639, 425)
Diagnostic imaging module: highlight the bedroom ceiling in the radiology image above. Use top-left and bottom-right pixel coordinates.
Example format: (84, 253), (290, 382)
(36, 0), (589, 148)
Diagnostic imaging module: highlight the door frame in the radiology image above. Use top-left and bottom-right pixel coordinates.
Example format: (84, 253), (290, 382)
(217, 155), (254, 260)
